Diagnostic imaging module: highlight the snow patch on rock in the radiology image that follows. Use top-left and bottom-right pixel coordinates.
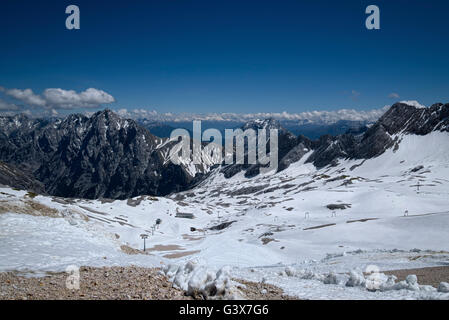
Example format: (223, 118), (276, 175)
(438, 282), (449, 293)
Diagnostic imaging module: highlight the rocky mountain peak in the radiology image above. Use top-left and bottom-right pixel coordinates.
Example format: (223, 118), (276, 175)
(0, 109), (210, 199)
(241, 118), (296, 143)
(242, 118), (282, 131)
(91, 108), (119, 121)
(375, 101), (449, 135)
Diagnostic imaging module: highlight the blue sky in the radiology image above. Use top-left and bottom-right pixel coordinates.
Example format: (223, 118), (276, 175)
(1, 0), (448, 115)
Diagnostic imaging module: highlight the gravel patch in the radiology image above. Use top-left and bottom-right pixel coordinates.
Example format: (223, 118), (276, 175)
(384, 266), (449, 288)
(234, 279), (298, 300)
(0, 266), (190, 300)
(0, 266), (292, 300)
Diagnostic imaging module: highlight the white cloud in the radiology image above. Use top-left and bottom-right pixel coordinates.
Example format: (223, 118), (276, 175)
(388, 92), (400, 99)
(43, 88), (115, 109)
(5, 88), (46, 106)
(2, 86), (115, 109)
(0, 85), (396, 124)
(114, 105), (391, 124)
(116, 108), (129, 117)
(0, 99), (20, 111)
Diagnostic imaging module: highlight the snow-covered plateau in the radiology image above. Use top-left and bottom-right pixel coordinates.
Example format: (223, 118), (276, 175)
(1, 132), (449, 299)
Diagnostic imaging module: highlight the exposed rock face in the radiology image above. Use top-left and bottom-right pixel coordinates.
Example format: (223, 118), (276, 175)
(220, 118), (300, 178)
(0, 102), (447, 198)
(305, 134), (357, 168)
(0, 114), (54, 173)
(352, 102), (449, 159)
(377, 102), (449, 135)
(221, 102), (449, 175)
(307, 102), (449, 168)
(277, 135), (313, 171)
(0, 110), (208, 199)
(0, 161), (45, 193)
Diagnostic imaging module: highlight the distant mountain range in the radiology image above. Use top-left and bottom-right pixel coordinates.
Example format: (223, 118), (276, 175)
(0, 102), (447, 199)
(136, 119), (369, 140)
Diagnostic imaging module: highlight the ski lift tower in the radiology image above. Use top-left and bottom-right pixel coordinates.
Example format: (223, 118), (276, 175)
(140, 234), (149, 251)
(411, 181), (421, 193)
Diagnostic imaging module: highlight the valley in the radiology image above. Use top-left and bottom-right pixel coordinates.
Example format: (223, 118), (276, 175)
(1, 102), (449, 299)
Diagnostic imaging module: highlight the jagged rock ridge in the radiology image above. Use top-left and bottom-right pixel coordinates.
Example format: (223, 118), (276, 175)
(0, 110), (208, 199)
(0, 102), (447, 198)
(220, 102), (449, 177)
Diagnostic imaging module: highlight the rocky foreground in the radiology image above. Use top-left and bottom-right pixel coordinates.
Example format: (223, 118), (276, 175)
(0, 266), (293, 300)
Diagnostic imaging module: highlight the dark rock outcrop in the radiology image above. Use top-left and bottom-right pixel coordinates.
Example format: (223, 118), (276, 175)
(221, 102), (449, 174)
(308, 102), (449, 167)
(0, 102), (447, 198)
(0, 161), (45, 193)
(220, 118), (300, 178)
(0, 110), (207, 199)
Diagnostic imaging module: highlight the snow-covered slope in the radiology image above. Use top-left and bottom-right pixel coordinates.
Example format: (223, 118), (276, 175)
(164, 131), (449, 264)
(1, 102), (449, 299)
(1, 128), (449, 299)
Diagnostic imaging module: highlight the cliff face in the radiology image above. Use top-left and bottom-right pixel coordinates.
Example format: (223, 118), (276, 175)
(0, 110), (206, 199)
(305, 102), (449, 168)
(0, 161), (45, 194)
